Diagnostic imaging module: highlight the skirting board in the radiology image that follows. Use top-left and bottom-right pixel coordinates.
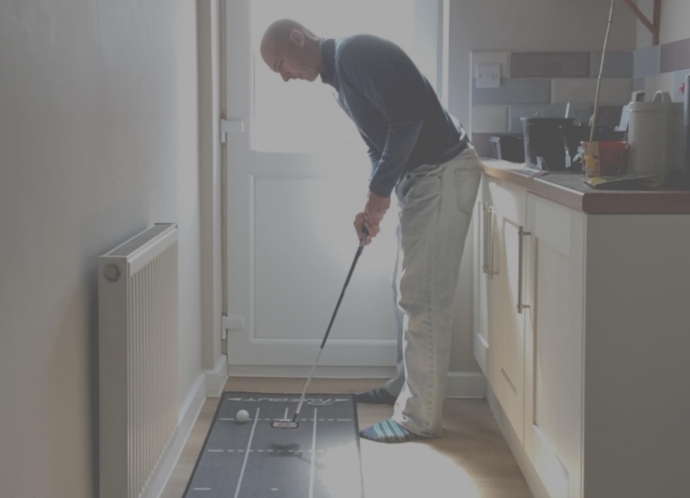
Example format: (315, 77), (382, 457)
(204, 354), (229, 397)
(486, 384), (550, 498)
(140, 373), (207, 498)
(140, 358), (229, 498)
(228, 365), (487, 399)
(227, 365), (397, 379)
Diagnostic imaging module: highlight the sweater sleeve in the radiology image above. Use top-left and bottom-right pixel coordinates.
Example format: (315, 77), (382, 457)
(339, 41), (427, 197)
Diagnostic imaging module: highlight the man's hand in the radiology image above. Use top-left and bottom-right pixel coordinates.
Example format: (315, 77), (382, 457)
(354, 191), (391, 244)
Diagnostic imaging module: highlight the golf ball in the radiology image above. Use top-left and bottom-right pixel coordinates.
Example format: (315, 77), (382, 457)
(236, 409), (249, 423)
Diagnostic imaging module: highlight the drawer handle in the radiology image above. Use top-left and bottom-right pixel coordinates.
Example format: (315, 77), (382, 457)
(518, 226), (531, 314)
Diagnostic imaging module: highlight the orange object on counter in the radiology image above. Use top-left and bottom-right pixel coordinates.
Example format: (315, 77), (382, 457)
(583, 141), (628, 178)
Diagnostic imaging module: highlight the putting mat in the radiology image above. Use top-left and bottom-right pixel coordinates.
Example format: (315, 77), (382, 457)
(182, 392), (364, 498)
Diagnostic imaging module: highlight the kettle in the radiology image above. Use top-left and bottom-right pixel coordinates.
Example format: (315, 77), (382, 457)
(627, 91), (686, 183)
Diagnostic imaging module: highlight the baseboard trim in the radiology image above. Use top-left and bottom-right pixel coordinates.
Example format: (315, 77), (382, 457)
(486, 384), (550, 498)
(204, 354), (229, 397)
(445, 371), (487, 398)
(227, 365), (398, 379)
(141, 373), (206, 498)
(227, 365), (486, 398)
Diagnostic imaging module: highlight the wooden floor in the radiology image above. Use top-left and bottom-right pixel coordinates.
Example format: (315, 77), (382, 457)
(161, 378), (533, 498)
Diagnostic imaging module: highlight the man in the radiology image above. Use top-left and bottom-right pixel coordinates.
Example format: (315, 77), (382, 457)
(260, 19), (482, 444)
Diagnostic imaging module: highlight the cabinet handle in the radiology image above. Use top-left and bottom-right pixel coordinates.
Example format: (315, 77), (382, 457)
(481, 203), (489, 274)
(487, 206), (494, 276)
(518, 226), (532, 313)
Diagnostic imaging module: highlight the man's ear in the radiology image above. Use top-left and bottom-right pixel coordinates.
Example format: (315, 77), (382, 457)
(289, 29), (305, 47)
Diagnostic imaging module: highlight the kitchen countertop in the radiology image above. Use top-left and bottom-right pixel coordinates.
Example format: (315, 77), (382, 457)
(481, 160), (690, 215)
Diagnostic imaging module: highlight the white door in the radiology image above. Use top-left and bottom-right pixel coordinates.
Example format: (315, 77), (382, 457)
(223, 0), (442, 371)
(524, 193), (584, 498)
(489, 180), (527, 443)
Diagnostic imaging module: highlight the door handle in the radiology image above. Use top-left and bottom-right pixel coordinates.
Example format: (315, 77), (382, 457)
(518, 226), (531, 313)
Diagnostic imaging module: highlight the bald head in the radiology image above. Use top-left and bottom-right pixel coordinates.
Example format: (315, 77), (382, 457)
(262, 19), (315, 45)
(260, 19), (322, 83)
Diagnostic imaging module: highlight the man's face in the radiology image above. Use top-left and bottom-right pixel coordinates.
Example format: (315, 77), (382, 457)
(261, 30), (320, 83)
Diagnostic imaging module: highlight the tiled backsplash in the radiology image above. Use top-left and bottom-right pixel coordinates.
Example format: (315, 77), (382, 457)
(634, 38), (690, 103)
(470, 40), (690, 159)
(470, 50), (634, 158)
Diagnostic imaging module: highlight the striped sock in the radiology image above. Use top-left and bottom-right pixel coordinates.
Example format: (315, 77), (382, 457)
(354, 387), (397, 405)
(359, 419), (420, 443)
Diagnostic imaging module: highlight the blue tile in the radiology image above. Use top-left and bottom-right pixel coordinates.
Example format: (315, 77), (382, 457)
(661, 38), (690, 73)
(590, 52), (634, 78)
(472, 78), (551, 105)
(508, 104), (592, 132)
(634, 45), (661, 78)
(511, 52), (591, 78)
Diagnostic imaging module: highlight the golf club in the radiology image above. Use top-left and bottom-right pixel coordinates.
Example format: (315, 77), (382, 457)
(271, 226), (369, 429)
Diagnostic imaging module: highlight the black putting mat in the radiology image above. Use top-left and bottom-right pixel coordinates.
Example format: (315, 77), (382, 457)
(182, 392), (364, 498)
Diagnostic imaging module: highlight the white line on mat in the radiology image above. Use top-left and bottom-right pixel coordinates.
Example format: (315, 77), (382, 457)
(284, 408), (289, 420)
(194, 488), (211, 491)
(233, 407), (260, 498)
(309, 408), (318, 498)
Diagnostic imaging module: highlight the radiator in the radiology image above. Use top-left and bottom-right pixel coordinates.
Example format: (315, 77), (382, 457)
(99, 223), (179, 498)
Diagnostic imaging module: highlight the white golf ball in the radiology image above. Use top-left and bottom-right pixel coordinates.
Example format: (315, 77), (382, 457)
(236, 409), (249, 423)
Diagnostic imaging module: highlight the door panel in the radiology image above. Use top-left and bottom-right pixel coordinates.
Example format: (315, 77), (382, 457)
(473, 178), (491, 376)
(254, 176), (398, 343)
(496, 213), (525, 441)
(489, 180), (526, 443)
(223, 0), (441, 368)
(525, 193), (584, 498)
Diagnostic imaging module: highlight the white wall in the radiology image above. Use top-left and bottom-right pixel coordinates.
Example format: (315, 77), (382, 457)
(446, 0), (637, 371)
(0, 1), (201, 497)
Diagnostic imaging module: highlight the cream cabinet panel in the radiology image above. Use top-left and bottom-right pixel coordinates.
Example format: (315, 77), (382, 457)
(524, 193), (584, 498)
(489, 181), (527, 443)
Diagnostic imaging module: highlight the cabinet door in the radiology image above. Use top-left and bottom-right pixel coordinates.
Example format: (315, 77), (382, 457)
(472, 177), (495, 379)
(524, 193), (584, 498)
(489, 180), (527, 443)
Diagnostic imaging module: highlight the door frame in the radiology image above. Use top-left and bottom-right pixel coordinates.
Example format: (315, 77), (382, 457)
(217, 0), (452, 376)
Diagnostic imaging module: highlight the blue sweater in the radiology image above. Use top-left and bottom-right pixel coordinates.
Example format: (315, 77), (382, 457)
(319, 35), (468, 198)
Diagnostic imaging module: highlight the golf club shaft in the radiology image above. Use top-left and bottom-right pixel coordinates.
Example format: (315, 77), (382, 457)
(293, 229), (368, 420)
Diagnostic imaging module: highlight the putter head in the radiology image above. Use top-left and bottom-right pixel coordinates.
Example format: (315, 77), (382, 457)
(270, 419), (299, 429)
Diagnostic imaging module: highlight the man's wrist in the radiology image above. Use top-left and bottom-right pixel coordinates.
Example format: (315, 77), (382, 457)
(368, 178), (394, 199)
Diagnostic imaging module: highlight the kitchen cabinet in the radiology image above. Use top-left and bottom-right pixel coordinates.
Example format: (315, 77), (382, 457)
(473, 179), (526, 442)
(523, 193), (584, 498)
(472, 180), (495, 381)
(490, 180), (527, 444)
(473, 166), (690, 498)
